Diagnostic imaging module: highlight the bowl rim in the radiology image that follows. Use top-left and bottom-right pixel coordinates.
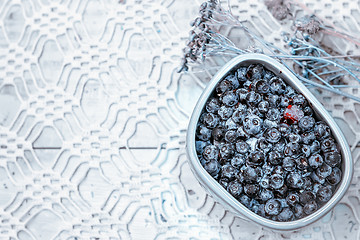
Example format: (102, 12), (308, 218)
(186, 53), (353, 230)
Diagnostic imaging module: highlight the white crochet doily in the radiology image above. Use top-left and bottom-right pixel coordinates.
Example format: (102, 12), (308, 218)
(0, 0), (359, 239)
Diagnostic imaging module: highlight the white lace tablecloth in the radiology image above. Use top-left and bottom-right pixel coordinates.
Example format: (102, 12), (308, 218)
(0, 0), (360, 239)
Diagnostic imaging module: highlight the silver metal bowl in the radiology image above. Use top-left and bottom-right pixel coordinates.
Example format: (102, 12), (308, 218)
(186, 53), (353, 230)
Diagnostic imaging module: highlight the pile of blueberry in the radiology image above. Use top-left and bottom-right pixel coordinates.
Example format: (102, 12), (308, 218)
(195, 64), (342, 221)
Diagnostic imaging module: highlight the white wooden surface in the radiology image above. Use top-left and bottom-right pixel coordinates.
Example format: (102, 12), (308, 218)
(0, 0), (360, 239)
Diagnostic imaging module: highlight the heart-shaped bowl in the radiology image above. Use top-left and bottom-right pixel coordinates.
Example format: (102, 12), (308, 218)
(186, 53), (353, 230)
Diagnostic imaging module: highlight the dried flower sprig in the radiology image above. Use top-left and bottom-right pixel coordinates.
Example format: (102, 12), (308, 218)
(179, 0), (360, 102)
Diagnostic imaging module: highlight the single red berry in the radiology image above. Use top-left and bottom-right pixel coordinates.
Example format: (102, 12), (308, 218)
(283, 105), (304, 124)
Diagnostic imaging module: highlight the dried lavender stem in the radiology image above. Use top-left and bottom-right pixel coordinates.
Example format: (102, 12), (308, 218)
(298, 76), (360, 102)
(180, 0), (360, 102)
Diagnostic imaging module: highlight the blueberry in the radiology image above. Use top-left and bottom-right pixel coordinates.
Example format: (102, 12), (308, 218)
(310, 140), (321, 154)
(232, 104), (247, 123)
(243, 114), (262, 135)
(288, 133), (301, 143)
(246, 91), (261, 106)
(203, 145), (219, 161)
(284, 142), (300, 156)
(206, 97), (221, 113)
(295, 155), (309, 171)
(286, 192), (299, 206)
(291, 124), (302, 134)
(252, 203), (266, 217)
(203, 112), (219, 128)
(221, 164), (237, 179)
(216, 79), (233, 94)
(284, 85), (296, 97)
(278, 198), (290, 208)
(270, 174), (284, 189)
(247, 106), (263, 118)
(314, 122), (331, 139)
(303, 106), (313, 116)
(256, 137), (273, 154)
(275, 184), (288, 198)
(278, 123), (291, 136)
(224, 130), (238, 143)
(237, 67), (247, 82)
(273, 165), (285, 176)
(219, 178), (229, 189)
(195, 140), (208, 155)
(303, 200), (318, 215)
(221, 91), (239, 107)
(326, 167), (342, 185)
(273, 139), (286, 153)
(239, 195), (251, 208)
(266, 108), (281, 121)
(301, 131), (316, 145)
(244, 184), (260, 197)
(254, 80), (270, 94)
(218, 106), (234, 120)
(258, 101), (270, 113)
(311, 171), (325, 184)
(320, 138), (337, 153)
(243, 79), (252, 89)
(231, 154), (246, 169)
(277, 208), (294, 222)
(236, 171), (246, 183)
(263, 69), (275, 80)
(204, 160), (220, 177)
(308, 154), (324, 169)
(235, 140), (250, 154)
(293, 204), (304, 219)
(212, 127), (225, 141)
(225, 74), (240, 89)
(324, 151), (341, 167)
(266, 94), (280, 107)
(267, 151), (282, 165)
(317, 185), (333, 203)
(236, 126), (250, 139)
(265, 199), (282, 216)
(219, 143), (234, 159)
(301, 145), (311, 157)
(292, 94), (306, 106)
(263, 119), (278, 129)
(259, 175), (270, 189)
(299, 191), (315, 205)
(246, 64), (264, 80)
(299, 116), (315, 131)
(242, 166), (261, 183)
(279, 95), (290, 108)
(197, 124), (211, 141)
(237, 88), (248, 102)
(316, 163), (332, 178)
(282, 157), (296, 172)
(250, 199), (261, 210)
(224, 118), (238, 130)
(199, 156), (207, 166)
(269, 77), (286, 95)
(312, 183), (322, 195)
(247, 152), (265, 166)
(262, 162), (274, 175)
(265, 128), (281, 143)
(286, 172), (304, 189)
(227, 180), (243, 198)
(259, 189), (274, 202)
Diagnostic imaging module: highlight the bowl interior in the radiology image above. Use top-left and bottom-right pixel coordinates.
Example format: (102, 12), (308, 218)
(186, 53), (353, 230)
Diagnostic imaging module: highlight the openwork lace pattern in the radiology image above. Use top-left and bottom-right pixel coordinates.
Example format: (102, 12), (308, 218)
(0, 0), (359, 239)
